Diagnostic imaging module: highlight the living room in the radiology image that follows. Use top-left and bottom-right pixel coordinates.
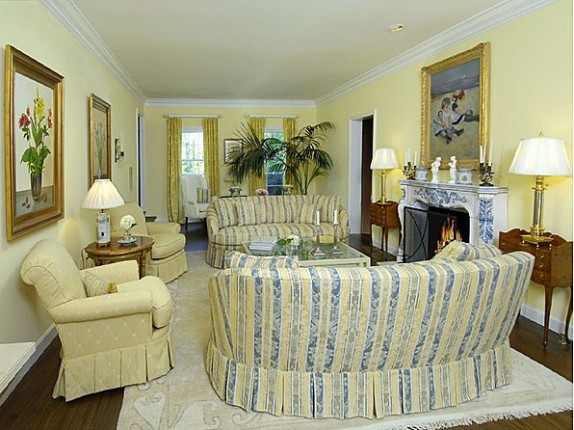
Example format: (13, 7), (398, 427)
(0, 0), (572, 428)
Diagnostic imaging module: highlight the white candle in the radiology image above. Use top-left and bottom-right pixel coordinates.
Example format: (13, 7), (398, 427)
(479, 145), (484, 163)
(414, 150), (418, 166)
(333, 209), (338, 225)
(316, 210), (320, 225)
(407, 148), (412, 164)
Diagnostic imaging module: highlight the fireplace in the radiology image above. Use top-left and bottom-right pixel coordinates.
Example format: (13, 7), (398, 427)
(398, 180), (508, 262)
(403, 206), (470, 262)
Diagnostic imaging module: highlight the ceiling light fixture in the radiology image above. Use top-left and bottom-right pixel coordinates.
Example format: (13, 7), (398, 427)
(386, 24), (405, 33)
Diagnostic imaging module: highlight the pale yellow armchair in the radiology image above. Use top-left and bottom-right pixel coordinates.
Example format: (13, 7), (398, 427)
(110, 202), (188, 282)
(20, 239), (175, 401)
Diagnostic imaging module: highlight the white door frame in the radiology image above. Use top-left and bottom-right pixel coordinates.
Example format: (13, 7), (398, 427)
(347, 110), (377, 234)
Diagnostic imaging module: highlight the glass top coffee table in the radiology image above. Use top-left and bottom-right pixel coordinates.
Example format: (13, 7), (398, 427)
(243, 238), (370, 267)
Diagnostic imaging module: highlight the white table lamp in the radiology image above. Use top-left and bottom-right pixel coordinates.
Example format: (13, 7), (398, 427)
(509, 134), (571, 244)
(82, 179), (125, 246)
(371, 148), (399, 203)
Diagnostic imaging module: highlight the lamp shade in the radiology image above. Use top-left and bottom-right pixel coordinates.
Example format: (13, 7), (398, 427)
(82, 179), (125, 210)
(370, 148), (399, 170)
(509, 137), (572, 176)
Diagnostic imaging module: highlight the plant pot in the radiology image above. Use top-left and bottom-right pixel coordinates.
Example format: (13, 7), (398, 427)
(30, 172), (42, 200)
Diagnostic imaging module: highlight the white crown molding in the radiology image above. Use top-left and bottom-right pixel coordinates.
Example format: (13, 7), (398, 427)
(145, 98), (316, 109)
(41, 0), (146, 102)
(315, 0), (558, 105)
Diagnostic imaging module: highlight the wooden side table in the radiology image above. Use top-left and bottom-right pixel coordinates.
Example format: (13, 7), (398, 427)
(369, 201), (401, 260)
(84, 236), (154, 279)
(499, 228), (573, 347)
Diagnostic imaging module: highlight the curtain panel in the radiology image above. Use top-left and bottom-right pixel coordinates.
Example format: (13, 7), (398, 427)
(282, 117), (297, 194)
(167, 118), (184, 223)
(202, 117), (220, 196)
(248, 117), (266, 196)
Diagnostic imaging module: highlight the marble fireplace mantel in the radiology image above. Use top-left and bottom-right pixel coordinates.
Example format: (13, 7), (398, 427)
(397, 180), (508, 262)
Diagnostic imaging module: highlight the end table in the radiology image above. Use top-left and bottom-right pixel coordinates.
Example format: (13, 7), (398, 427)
(499, 228), (573, 347)
(369, 201), (401, 260)
(84, 236), (154, 279)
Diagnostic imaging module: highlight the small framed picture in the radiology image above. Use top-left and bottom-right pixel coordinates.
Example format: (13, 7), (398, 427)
(224, 138), (242, 163)
(89, 94), (112, 184)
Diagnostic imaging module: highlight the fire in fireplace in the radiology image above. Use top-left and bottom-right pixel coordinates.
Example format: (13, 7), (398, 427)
(403, 206), (469, 262)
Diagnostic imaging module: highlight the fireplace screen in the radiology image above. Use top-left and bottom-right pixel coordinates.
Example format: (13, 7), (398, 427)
(403, 206), (469, 262)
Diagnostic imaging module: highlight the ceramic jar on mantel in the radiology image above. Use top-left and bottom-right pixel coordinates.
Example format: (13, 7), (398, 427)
(457, 168), (473, 185)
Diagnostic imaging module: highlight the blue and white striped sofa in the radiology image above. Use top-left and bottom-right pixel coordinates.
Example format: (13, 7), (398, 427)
(205, 195), (349, 268)
(206, 249), (534, 419)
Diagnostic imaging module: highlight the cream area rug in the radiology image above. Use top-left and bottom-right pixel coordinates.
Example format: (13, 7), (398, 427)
(117, 252), (573, 430)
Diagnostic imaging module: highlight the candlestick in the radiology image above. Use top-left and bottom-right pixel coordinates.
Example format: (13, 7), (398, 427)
(316, 210), (320, 226)
(479, 145), (484, 163)
(488, 142), (493, 165)
(333, 209), (338, 225)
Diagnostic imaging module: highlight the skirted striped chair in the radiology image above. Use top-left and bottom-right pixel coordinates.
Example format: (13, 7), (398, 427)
(206, 250), (534, 419)
(206, 195), (349, 268)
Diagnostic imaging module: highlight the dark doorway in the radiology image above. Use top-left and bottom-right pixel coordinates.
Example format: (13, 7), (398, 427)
(360, 116), (374, 235)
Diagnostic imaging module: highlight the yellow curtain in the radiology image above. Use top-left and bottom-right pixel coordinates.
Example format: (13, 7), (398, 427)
(248, 117), (266, 195)
(202, 117), (219, 196)
(167, 117), (184, 223)
(282, 117), (297, 193)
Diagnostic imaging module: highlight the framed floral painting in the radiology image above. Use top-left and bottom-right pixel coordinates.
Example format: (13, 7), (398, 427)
(421, 43), (490, 169)
(4, 45), (64, 240)
(89, 94), (111, 184)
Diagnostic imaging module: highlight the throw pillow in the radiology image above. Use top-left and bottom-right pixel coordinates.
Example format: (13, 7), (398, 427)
(433, 240), (502, 261)
(196, 187), (211, 203)
(224, 250), (299, 269)
(295, 201), (319, 224)
(215, 198), (238, 228)
(82, 272), (118, 297)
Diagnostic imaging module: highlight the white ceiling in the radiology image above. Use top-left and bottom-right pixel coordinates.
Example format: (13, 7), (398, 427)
(65, 0), (550, 102)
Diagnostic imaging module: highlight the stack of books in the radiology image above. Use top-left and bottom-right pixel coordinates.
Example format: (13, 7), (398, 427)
(249, 236), (278, 251)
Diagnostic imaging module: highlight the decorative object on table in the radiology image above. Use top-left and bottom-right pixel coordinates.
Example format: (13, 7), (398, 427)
(89, 94), (112, 184)
(421, 43), (490, 170)
(255, 188), (269, 196)
(277, 234), (300, 256)
(119, 214), (137, 244)
(313, 210), (326, 258)
(431, 157), (442, 183)
(5, 45), (64, 241)
(414, 167), (428, 181)
(508, 133), (572, 245)
(281, 184), (293, 195)
(457, 167), (473, 184)
(229, 185), (242, 197)
(370, 148), (399, 202)
(82, 179), (125, 247)
(248, 236), (278, 252)
(448, 156), (457, 184)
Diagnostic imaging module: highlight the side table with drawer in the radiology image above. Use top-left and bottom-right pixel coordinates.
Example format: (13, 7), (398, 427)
(499, 228), (573, 347)
(369, 201), (401, 260)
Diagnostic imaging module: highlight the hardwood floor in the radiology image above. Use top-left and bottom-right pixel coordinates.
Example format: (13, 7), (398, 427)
(0, 233), (571, 430)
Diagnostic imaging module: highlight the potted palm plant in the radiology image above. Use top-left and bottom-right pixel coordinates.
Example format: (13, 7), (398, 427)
(225, 121), (335, 195)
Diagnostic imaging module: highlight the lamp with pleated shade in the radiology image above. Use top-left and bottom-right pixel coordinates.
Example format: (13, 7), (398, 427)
(509, 134), (571, 244)
(370, 148), (399, 203)
(82, 179), (125, 246)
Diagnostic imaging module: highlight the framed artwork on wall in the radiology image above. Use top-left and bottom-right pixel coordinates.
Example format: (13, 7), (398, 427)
(4, 45), (64, 240)
(89, 94), (111, 184)
(421, 42), (490, 169)
(224, 138), (242, 163)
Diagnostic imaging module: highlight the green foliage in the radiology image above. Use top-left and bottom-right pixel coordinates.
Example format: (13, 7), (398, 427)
(21, 145), (51, 176)
(225, 121), (335, 194)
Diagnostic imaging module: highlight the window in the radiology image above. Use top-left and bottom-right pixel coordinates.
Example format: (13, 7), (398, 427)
(264, 129), (285, 195)
(181, 129), (204, 174)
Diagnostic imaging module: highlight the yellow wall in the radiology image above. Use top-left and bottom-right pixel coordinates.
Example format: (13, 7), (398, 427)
(316, 1), (573, 324)
(0, 1), (143, 343)
(142, 105), (315, 219)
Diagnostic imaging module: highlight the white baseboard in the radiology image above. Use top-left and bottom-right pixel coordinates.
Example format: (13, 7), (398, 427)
(520, 303), (573, 339)
(371, 237), (398, 259)
(0, 325), (57, 407)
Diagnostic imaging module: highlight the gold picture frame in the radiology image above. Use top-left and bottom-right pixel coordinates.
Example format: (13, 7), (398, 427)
(89, 94), (111, 184)
(4, 45), (64, 240)
(421, 42), (490, 169)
